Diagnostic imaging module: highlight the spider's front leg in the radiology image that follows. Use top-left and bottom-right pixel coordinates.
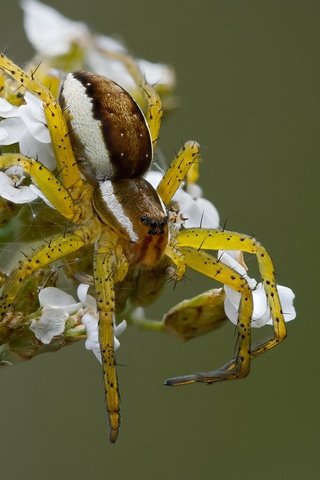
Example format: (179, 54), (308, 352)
(0, 221), (101, 323)
(166, 229), (287, 386)
(0, 153), (75, 219)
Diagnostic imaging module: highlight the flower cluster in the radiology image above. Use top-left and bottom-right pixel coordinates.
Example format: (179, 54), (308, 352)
(0, 0), (296, 362)
(30, 284), (126, 362)
(21, 0), (175, 92)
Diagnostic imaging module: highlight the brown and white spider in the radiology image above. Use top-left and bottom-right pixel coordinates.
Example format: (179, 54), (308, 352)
(0, 51), (288, 442)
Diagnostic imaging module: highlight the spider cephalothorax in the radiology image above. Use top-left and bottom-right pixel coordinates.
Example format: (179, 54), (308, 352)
(94, 177), (169, 266)
(0, 51), (288, 442)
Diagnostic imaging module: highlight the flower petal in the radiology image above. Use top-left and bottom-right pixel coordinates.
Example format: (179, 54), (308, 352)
(0, 171), (38, 203)
(38, 286), (82, 313)
(0, 97), (20, 117)
(19, 129), (55, 170)
(251, 286), (270, 327)
(115, 319), (127, 337)
(0, 127), (9, 143)
(88, 52), (136, 89)
(277, 285), (296, 322)
(138, 59), (176, 90)
(82, 312), (126, 363)
(175, 188), (220, 228)
(194, 197), (220, 228)
(218, 250), (257, 290)
(30, 306), (69, 344)
(19, 93), (51, 143)
(0, 118), (24, 145)
(77, 283), (90, 303)
(22, 0), (90, 56)
(82, 312), (102, 363)
(223, 294), (238, 326)
(76, 283), (97, 310)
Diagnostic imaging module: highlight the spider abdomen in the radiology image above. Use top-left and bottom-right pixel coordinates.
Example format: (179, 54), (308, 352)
(59, 72), (152, 184)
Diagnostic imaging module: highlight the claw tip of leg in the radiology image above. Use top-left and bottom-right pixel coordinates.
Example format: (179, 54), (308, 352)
(109, 428), (119, 443)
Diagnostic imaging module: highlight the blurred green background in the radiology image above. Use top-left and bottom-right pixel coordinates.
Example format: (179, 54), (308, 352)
(0, 0), (318, 478)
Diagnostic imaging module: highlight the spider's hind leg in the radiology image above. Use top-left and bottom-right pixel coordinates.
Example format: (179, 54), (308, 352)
(94, 231), (128, 443)
(165, 247), (254, 386)
(92, 48), (163, 147)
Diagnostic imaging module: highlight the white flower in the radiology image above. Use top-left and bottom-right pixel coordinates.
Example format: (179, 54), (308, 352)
(0, 93), (56, 204)
(77, 284), (127, 363)
(88, 36), (175, 93)
(30, 287), (82, 344)
(0, 166), (39, 203)
(21, 0), (175, 93)
(219, 250), (296, 328)
(146, 170), (220, 229)
(0, 93), (54, 169)
(21, 0), (90, 57)
(30, 284), (127, 362)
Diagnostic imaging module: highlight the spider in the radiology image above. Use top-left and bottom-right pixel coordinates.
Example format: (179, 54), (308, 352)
(0, 51), (287, 442)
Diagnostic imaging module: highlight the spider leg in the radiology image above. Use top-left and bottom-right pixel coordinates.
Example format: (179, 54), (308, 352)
(0, 153), (75, 220)
(94, 232), (122, 443)
(0, 221), (101, 318)
(92, 48), (162, 146)
(0, 53), (83, 190)
(178, 229), (287, 345)
(165, 247), (253, 385)
(156, 141), (201, 204)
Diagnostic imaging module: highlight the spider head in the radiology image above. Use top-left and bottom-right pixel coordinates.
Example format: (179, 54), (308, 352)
(93, 177), (168, 267)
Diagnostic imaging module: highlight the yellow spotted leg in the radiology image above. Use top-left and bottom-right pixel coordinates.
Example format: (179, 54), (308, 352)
(156, 141), (200, 204)
(93, 48), (163, 147)
(0, 153), (75, 220)
(0, 223), (100, 320)
(165, 228), (286, 385)
(94, 232), (120, 443)
(0, 53), (82, 190)
(165, 247), (254, 385)
(178, 229), (287, 348)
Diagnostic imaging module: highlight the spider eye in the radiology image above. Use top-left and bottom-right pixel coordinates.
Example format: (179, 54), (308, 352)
(150, 220), (157, 229)
(59, 72), (152, 184)
(140, 215), (149, 225)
